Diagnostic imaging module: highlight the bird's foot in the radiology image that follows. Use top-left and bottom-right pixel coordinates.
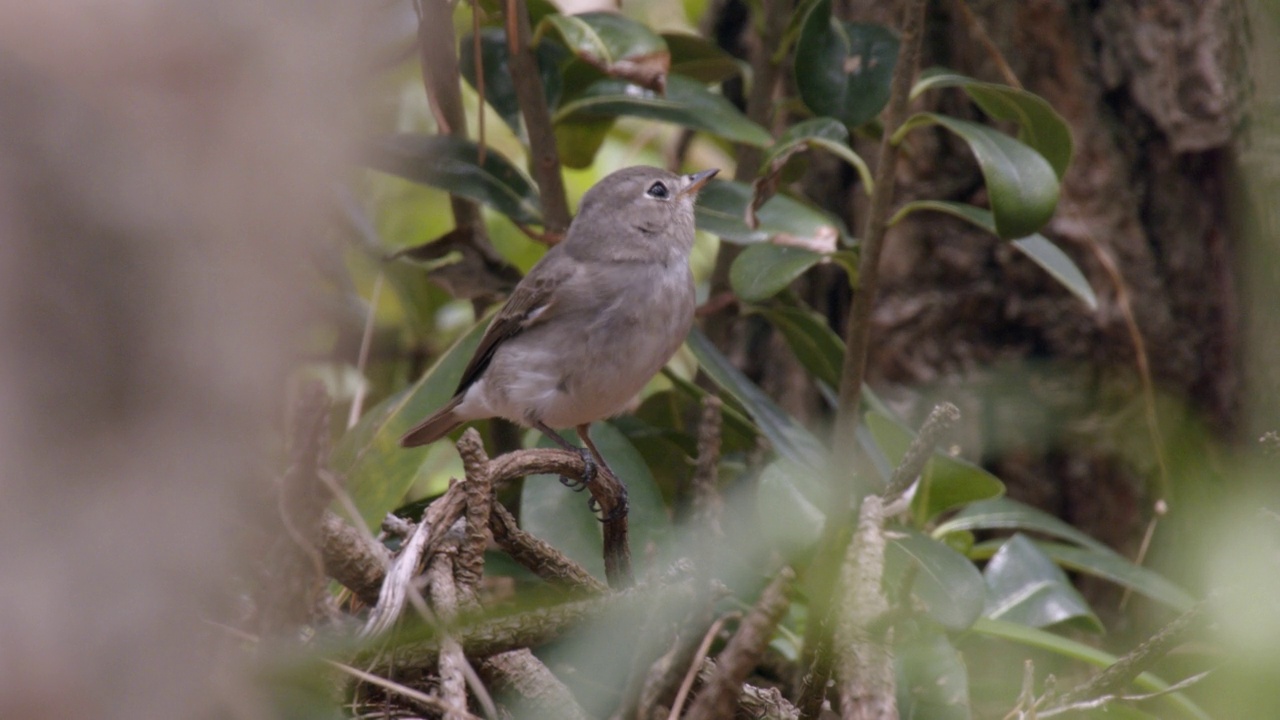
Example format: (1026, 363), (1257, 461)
(558, 446), (596, 492)
(588, 486), (629, 523)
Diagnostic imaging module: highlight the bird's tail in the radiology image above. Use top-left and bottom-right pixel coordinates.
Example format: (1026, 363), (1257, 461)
(400, 395), (465, 447)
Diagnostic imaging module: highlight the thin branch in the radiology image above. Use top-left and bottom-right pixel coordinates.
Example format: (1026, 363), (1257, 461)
(883, 401), (961, 502)
(478, 649), (592, 720)
(667, 613), (740, 720)
(489, 499), (607, 593)
(507, 0), (571, 236)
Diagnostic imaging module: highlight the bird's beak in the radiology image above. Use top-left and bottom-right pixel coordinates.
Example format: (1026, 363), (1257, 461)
(679, 168), (719, 197)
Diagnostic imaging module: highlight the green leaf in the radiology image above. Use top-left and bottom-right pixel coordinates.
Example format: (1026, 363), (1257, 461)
(729, 244), (825, 301)
(331, 318), (489, 528)
(537, 12), (669, 91)
(686, 328), (826, 472)
(554, 116), (615, 170)
(695, 179), (851, 245)
(864, 411), (1004, 523)
(887, 529), (986, 630)
(896, 632), (972, 720)
(762, 117), (875, 192)
(521, 422), (669, 580)
(1011, 235), (1098, 310)
(794, 0), (898, 127)
(935, 497), (1112, 554)
(892, 115), (1059, 239)
(889, 201), (1097, 310)
(663, 32), (744, 83)
(368, 134), (543, 226)
(758, 457), (828, 553)
(460, 28), (565, 136)
(554, 74), (772, 147)
(982, 534), (1103, 632)
(912, 70), (1073, 178)
(754, 304), (845, 388)
(971, 618), (1212, 720)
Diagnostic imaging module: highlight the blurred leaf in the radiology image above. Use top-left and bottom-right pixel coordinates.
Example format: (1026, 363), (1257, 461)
(554, 74), (772, 147)
(865, 411), (1004, 523)
(912, 70), (1073, 178)
(891, 115), (1059, 239)
(521, 422), (669, 579)
(696, 179), (851, 245)
(758, 457), (828, 553)
(687, 328), (826, 472)
(368, 134), (543, 226)
(554, 116), (615, 170)
(664, 32), (744, 83)
(896, 632), (972, 720)
(794, 0), (898, 127)
(982, 534), (1103, 633)
(887, 529), (986, 630)
(460, 28), (565, 136)
(889, 201), (1097, 310)
(972, 618), (1212, 720)
(754, 303), (844, 388)
(331, 318), (489, 528)
(1033, 541), (1196, 613)
(729, 244), (825, 301)
(658, 368), (760, 452)
(935, 497), (1112, 553)
(761, 117), (874, 192)
(537, 12), (670, 92)
(389, 226), (523, 302)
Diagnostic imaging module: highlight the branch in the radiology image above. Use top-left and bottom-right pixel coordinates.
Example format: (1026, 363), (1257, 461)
(506, 0), (571, 237)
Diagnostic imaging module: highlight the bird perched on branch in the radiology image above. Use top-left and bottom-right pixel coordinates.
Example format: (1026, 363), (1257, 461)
(401, 165), (718, 514)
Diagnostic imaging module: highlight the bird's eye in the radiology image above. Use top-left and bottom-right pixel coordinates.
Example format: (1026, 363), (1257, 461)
(646, 181), (669, 199)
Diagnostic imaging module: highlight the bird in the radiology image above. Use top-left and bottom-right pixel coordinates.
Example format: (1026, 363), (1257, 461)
(400, 165), (718, 511)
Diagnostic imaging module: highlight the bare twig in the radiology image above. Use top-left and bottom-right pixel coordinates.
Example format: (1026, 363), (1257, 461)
(692, 395), (725, 536)
(685, 568), (796, 720)
(506, 0), (570, 236)
(457, 429), (494, 596)
(362, 514), (434, 638)
(834, 496), (896, 720)
(320, 511), (390, 607)
(695, 658), (803, 720)
(666, 613), (739, 720)
(799, 1), (929, 712)
(329, 657), (486, 720)
(883, 402), (961, 502)
(427, 550), (472, 720)
(489, 500), (607, 593)
(479, 649), (592, 720)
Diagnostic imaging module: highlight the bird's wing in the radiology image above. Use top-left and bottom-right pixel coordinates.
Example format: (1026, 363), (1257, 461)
(451, 260), (569, 396)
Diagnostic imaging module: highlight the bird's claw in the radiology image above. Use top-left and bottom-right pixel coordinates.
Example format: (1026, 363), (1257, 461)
(557, 447), (596, 491)
(589, 490), (629, 523)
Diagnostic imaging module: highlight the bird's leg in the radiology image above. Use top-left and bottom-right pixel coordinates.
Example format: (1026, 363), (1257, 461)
(532, 420), (595, 490)
(578, 424), (629, 523)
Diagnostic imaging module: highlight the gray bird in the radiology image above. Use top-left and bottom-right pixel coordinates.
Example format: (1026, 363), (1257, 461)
(401, 165), (718, 503)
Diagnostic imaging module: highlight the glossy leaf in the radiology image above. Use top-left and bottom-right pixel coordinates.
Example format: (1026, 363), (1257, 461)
(794, 0), (898, 127)
(695, 179), (850, 245)
(664, 32), (744, 83)
(892, 114), (1059, 239)
(982, 534), (1103, 632)
(886, 529), (986, 630)
(554, 115), (615, 170)
(331, 318), (489, 527)
(537, 12), (670, 92)
(460, 28), (565, 136)
(972, 619), (1212, 720)
(729, 244), (825, 301)
(521, 422), (669, 579)
(761, 117), (874, 192)
(864, 411), (1004, 523)
(368, 134), (543, 226)
(687, 328), (826, 472)
(554, 74), (772, 147)
(935, 497), (1112, 554)
(896, 632), (972, 720)
(912, 71), (1073, 178)
(890, 201), (1097, 310)
(755, 304), (845, 388)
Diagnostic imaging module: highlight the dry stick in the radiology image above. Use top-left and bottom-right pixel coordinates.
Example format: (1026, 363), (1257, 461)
(478, 649), (592, 720)
(694, 659), (802, 720)
(416, 0), (498, 254)
(835, 496), (896, 720)
(428, 551), (472, 720)
(883, 402), (961, 502)
(457, 429), (494, 594)
(665, 613), (739, 720)
(489, 500), (606, 593)
(329, 658), (486, 720)
(348, 271), (383, 429)
(947, 0), (1021, 89)
(1046, 602), (1206, 714)
(691, 395), (725, 536)
(321, 511), (391, 607)
(798, 1), (929, 715)
(685, 567), (797, 720)
(507, 0), (571, 238)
